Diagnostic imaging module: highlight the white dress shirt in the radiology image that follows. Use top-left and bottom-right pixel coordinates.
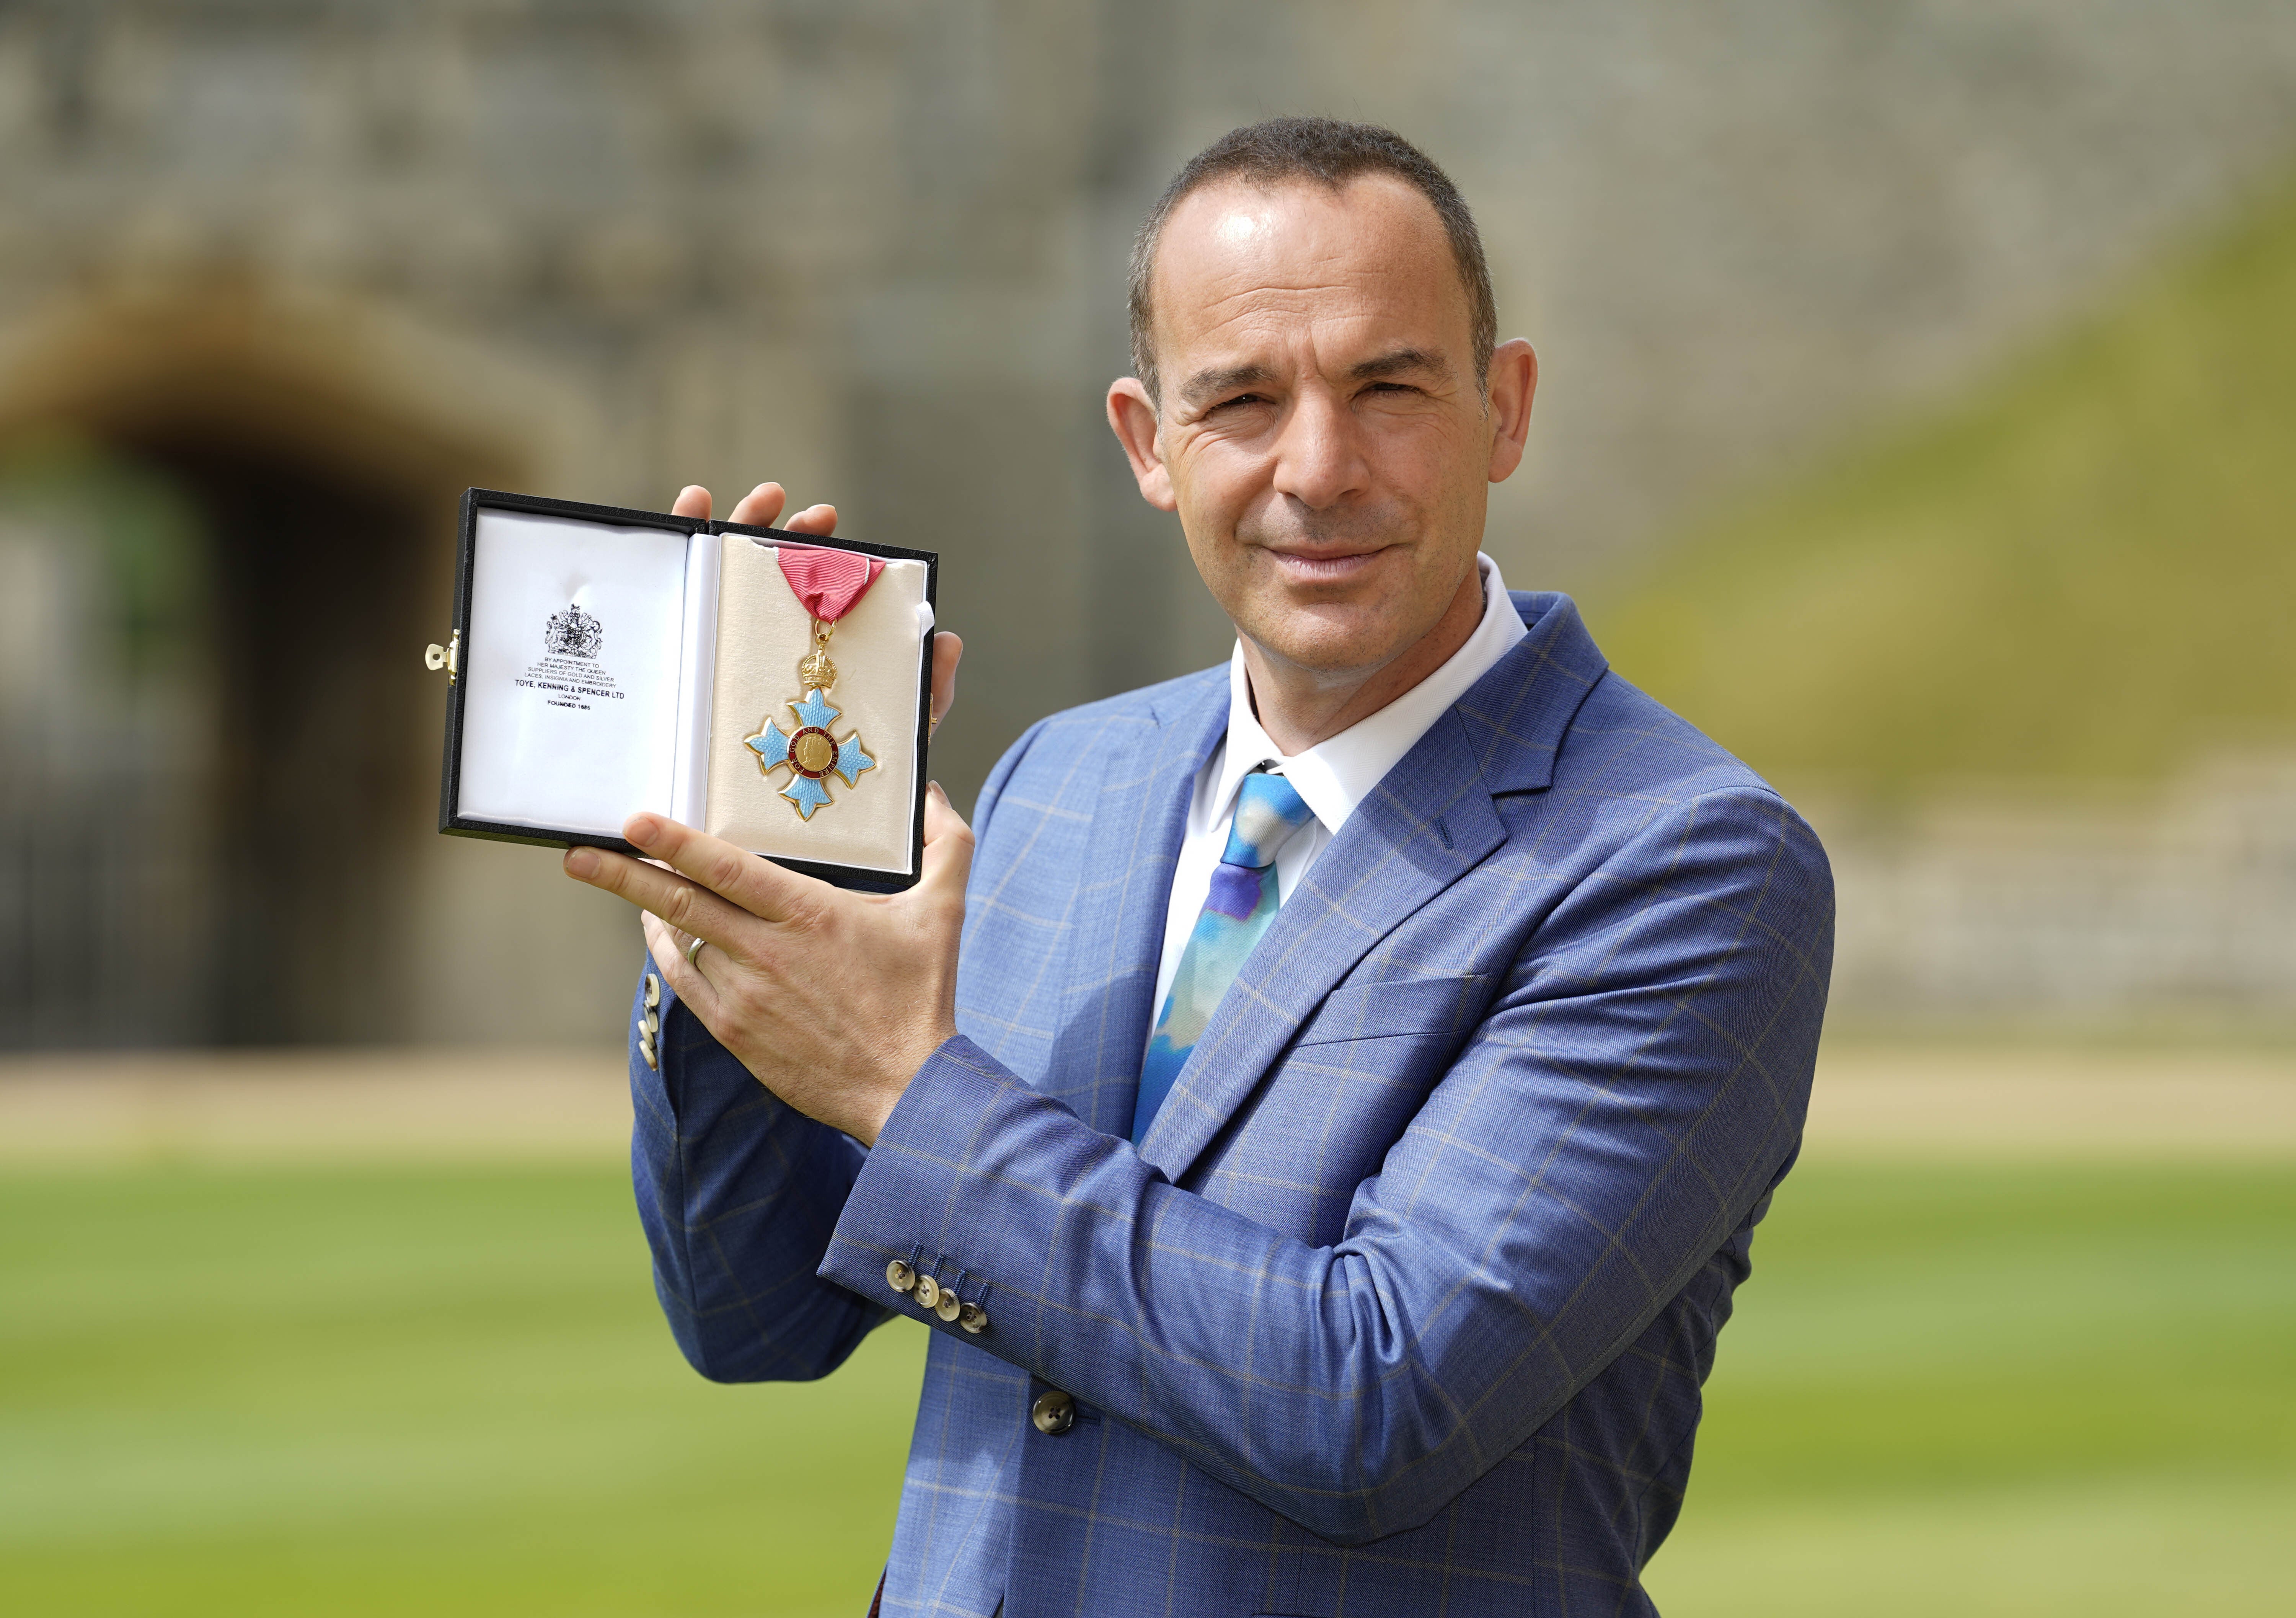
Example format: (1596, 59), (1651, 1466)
(1150, 553), (1528, 1021)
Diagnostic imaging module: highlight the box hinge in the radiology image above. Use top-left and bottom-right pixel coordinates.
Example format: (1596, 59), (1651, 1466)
(424, 630), (461, 682)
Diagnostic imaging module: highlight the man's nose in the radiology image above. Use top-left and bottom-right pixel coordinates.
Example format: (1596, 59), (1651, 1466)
(1269, 389), (1370, 511)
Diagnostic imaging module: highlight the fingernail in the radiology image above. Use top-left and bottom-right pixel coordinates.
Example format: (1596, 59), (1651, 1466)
(565, 848), (599, 878)
(625, 816), (658, 849)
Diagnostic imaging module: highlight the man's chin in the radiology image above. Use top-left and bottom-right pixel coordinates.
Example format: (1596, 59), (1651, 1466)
(1242, 602), (1413, 682)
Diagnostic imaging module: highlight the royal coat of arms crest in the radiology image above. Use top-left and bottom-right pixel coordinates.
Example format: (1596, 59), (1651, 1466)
(543, 603), (604, 659)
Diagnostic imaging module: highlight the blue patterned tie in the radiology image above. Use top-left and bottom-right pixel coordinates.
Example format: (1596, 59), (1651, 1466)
(1133, 770), (1316, 1146)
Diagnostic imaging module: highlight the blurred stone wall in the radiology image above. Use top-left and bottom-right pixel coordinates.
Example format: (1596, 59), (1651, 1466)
(1824, 754), (2296, 1032)
(1, 0), (2291, 1044)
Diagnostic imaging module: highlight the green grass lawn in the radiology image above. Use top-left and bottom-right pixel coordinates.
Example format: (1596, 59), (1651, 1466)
(0, 1168), (923, 1618)
(1642, 1167), (2296, 1615)
(2, 1162), (2290, 1616)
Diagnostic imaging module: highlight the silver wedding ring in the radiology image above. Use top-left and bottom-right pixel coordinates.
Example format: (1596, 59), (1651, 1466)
(685, 935), (708, 969)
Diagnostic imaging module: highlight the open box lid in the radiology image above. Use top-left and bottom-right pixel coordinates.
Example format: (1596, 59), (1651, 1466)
(431, 488), (938, 894)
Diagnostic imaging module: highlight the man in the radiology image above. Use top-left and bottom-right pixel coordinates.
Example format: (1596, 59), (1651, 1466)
(566, 117), (1833, 1617)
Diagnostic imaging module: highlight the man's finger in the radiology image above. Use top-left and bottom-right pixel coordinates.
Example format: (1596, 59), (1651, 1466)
(917, 780), (975, 900)
(785, 502), (838, 536)
(565, 844), (754, 958)
(643, 913), (723, 1021)
(671, 484), (712, 520)
(728, 481), (788, 527)
(621, 813), (822, 925)
(930, 632), (964, 733)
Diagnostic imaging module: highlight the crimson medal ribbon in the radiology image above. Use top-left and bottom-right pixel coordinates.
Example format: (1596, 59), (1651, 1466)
(774, 544), (885, 622)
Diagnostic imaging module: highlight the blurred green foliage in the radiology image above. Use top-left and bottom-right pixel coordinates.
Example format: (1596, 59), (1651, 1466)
(1588, 171), (2296, 801)
(0, 433), (210, 689)
(1, 1161), (2289, 1615)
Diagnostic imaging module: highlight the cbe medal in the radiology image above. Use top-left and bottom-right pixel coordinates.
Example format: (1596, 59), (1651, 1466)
(743, 545), (885, 820)
(744, 620), (875, 819)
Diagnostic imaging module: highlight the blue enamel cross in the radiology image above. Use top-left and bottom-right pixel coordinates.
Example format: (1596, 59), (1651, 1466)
(744, 687), (877, 819)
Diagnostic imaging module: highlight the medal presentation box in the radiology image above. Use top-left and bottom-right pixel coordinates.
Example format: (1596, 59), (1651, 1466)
(432, 489), (938, 892)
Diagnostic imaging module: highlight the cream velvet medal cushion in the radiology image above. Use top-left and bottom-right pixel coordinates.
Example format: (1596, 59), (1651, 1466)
(704, 536), (927, 875)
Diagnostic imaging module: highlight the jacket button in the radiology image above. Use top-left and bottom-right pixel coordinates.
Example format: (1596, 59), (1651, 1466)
(643, 973), (661, 1009)
(638, 1031), (659, 1071)
(958, 1302), (989, 1334)
(934, 1289), (962, 1323)
(885, 1259), (915, 1293)
(1030, 1389), (1074, 1436)
(913, 1274), (941, 1310)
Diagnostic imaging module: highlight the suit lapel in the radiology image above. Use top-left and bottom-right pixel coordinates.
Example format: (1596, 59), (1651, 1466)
(1049, 674), (1227, 1137)
(1136, 594), (1612, 1184)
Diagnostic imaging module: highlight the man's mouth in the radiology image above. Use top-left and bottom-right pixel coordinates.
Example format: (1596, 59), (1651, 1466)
(1262, 544), (1391, 583)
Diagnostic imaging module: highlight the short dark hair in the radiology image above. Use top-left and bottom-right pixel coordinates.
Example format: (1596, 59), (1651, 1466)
(1127, 116), (1497, 407)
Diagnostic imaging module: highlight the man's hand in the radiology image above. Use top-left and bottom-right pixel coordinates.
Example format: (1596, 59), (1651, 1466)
(672, 480), (962, 732)
(564, 478), (972, 1141)
(565, 786), (975, 1144)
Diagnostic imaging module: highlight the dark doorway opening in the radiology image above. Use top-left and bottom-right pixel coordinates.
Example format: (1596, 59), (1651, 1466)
(0, 328), (505, 1049)
(124, 434), (438, 1044)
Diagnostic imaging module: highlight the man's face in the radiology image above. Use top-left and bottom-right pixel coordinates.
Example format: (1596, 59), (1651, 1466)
(1124, 175), (1523, 683)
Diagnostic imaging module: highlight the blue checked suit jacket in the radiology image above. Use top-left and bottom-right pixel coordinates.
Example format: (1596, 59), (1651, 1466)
(631, 592), (1834, 1618)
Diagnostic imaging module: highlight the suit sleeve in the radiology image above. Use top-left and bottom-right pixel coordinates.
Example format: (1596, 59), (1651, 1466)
(816, 785), (1834, 1543)
(629, 716), (1051, 1381)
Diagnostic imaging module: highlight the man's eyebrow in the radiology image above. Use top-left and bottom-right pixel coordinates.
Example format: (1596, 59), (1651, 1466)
(1177, 363), (1277, 406)
(1348, 347), (1451, 383)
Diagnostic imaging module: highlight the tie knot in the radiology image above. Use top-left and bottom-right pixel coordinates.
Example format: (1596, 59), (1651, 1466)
(1223, 771), (1313, 869)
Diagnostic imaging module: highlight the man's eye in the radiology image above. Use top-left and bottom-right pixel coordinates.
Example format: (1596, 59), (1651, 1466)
(1364, 381), (1418, 396)
(1210, 393), (1268, 412)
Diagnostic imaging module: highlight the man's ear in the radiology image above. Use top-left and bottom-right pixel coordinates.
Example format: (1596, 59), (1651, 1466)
(1484, 339), (1538, 484)
(1106, 378), (1177, 512)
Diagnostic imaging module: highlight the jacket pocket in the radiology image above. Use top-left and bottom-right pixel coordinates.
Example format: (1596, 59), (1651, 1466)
(1291, 972), (1489, 1048)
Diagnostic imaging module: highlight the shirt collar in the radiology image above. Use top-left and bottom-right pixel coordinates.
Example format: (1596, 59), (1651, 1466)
(1212, 551), (1528, 837)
